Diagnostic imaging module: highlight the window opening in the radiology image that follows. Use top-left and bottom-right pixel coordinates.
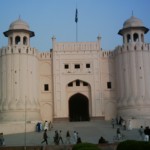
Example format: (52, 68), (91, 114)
(75, 64), (80, 69)
(64, 64), (69, 69)
(68, 82), (73, 87)
(133, 33), (139, 42)
(44, 84), (49, 91)
(23, 36), (28, 45)
(107, 82), (112, 89)
(86, 64), (90, 68)
(76, 80), (80, 86)
(127, 34), (131, 43)
(15, 36), (21, 45)
(83, 82), (88, 86)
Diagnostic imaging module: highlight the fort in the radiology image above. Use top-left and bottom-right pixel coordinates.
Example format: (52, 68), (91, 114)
(0, 15), (150, 134)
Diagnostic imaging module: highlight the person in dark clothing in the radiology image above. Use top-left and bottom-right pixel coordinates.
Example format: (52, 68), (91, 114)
(58, 130), (63, 144)
(77, 137), (82, 144)
(0, 133), (5, 146)
(66, 130), (71, 144)
(54, 130), (59, 145)
(41, 129), (48, 145)
(144, 126), (150, 141)
(117, 128), (121, 140)
(98, 136), (108, 144)
(36, 122), (41, 132)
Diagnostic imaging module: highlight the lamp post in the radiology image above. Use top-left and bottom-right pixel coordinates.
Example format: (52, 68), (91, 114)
(24, 96), (27, 150)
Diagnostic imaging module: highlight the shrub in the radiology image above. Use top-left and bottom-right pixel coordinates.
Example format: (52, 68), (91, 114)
(72, 143), (101, 150)
(117, 140), (150, 150)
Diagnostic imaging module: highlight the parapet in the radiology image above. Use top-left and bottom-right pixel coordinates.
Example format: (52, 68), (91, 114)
(114, 43), (150, 55)
(38, 52), (52, 60)
(0, 46), (38, 56)
(53, 41), (100, 51)
(102, 50), (115, 58)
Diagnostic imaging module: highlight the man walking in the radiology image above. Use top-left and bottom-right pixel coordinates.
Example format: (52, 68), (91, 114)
(41, 129), (48, 145)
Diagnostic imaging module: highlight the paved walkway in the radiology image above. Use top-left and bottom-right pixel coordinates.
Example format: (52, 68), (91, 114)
(3, 120), (141, 147)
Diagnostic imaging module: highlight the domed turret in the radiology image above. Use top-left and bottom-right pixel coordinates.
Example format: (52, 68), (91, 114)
(118, 15), (149, 44)
(3, 17), (34, 46)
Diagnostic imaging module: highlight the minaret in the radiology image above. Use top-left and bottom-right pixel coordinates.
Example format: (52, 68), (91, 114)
(0, 18), (41, 122)
(116, 15), (150, 119)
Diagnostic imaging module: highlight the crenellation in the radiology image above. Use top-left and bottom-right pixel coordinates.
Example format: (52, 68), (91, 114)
(102, 50), (114, 58)
(38, 52), (52, 60)
(0, 46), (38, 56)
(54, 42), (100, 51)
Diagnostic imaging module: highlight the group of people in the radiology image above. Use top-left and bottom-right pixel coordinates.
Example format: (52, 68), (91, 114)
(41, 129), (82, 145)
(36, 120), (53, 132)
(139, 126), (150, 141)
(111, 116), (133, 131)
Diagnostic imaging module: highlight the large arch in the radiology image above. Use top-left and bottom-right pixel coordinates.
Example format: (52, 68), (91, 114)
(69, 93), (90, 121)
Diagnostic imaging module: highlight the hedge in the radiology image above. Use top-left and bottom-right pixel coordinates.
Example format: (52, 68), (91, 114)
(72, 143), (101, 150)
(117, 140), (150, 150)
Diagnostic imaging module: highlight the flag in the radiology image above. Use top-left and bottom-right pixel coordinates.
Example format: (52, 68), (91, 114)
(75, 8), (78, 23)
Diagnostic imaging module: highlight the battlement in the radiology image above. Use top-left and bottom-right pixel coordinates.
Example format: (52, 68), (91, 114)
(114, 43), (150, 55)
(53, 41), (100, 51)
(38, 52), (52, 60)
(0, 46), (38, 56)
(102, 50), (115, 58)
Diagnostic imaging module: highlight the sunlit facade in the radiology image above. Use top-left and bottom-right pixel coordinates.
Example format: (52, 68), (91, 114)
(0, 16), (150, 133)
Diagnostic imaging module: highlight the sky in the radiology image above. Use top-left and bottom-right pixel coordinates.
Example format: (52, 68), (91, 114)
(0, 0), (150, 51)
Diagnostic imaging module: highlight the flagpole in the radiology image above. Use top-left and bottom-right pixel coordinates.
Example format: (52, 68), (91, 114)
(76, 20), (78, 42)
(75, 7), (78, 42)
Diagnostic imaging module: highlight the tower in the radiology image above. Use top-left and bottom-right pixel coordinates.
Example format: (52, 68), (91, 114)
(0, 18), (41, 122)
(115, 15), (150, 119)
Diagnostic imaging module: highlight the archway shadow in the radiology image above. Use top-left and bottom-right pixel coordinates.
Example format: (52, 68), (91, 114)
(69, 93), (90, 122)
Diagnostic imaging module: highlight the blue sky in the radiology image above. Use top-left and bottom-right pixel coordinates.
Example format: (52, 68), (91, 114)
(0, 0), (150, 51)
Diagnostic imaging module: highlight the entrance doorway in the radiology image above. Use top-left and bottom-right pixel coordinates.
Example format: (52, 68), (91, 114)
(69, 93), (90, 121)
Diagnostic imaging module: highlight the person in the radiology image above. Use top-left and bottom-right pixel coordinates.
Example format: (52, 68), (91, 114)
(41, 129), (48, 145)
(58, 130), (63, 144)
(66, 130), (71, 144)
(144, 126), (150, 141)
(44, 120), (49, 131)
(111, 119), (115, 128)
(77, 137), (82, 144)
(0, 133), (5, 146)
(117, 128), (121, 140)
(73, 131), (78, 144)
(119, 116), (123, 125)
(54, 130), (59, 145)
(36, 122), (41, 132)
(49, 121), (53, 130)
(139, 126), (144, 140)
(128, 119), (132, 130)
(116, 116), (119, 125)
(122, 120), (126, 130)
(98, 136), (108, 144)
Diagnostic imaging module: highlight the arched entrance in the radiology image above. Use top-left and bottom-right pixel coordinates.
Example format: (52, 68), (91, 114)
(69, 93), (90, 121)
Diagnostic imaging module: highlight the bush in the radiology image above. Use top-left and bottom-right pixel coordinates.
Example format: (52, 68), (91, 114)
(117, 140), (150, 150)
(72, 143), (101, 150)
